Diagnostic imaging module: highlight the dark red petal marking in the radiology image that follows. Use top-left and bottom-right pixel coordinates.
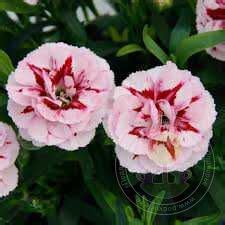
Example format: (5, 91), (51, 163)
(190, 95), (200, 104)
(53, 56), (73, 85)
(43, 99), (60, 110)
(207, 8), (225, 20)
(28, 63), (45, 89)
(0, 155), (5, 159)
(85, 87), (101, 93)
(177, 121), (199, 133)
(142, 114), (151, 120)
(152, 137), (176, 160)
(164, 137), (176, 160)
(141, 89), (155, 99)
(21, 106), (34, 114)
(127, 87), (154, 99)
(133, 103), (144, 112)
(157, 83), (183, 105)
(129, 126), (147, 138)
(66, 99), (86, 110)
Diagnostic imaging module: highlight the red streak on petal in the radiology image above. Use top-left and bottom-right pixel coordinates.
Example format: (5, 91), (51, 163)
(165, 137), (176, 160)
(157, 83), (183, 105)
(5, 141), (11, 145)
(0, 155), (5, 159)
(176, 108), (187, 118)
(207, 8), (225, 20)
(153, 137), (176, 160)
(190, 95), (200, 104)
(43, 99), (60, 110)
(21, 106), (34, 114)
(66, 100), (87, 110)
(28, 63), (45, 89)
(133, 104), (144, 112)
(85, 87), (101, 93)
(142, 114), (151, 120)
(129, 126), (147, 138)
(53, 56), (73, 85)
(141, 89), (154, 99)
(127, 87), (154, 99)
(177, 121), (199, 133)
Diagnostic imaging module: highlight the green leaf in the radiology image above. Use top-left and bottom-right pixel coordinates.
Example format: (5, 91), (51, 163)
(129, 219), (144, 225)
(0, 0), (38, 13)
(116, 44), (144, 57)
(146, 191), (165, 225)
(60, 11), (87, 45)
(169, 9), (191, 53)
(143, 25), (168, 64)
(59, 196), (81, 225)
(176, 30), (225, 67)
(0, 92), (7, 107)
(180, 214), (221, 225)
(152, 12), (170, 47)
(0, 49), (14, 83)
(209, 172), (225, 214)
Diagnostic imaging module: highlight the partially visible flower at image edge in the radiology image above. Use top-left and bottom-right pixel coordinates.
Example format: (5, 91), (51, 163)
(196, 0), (225, 61)
(105, 62), (217, 174)
(0, 122), (19, 197)
(24, 0), (39, 5)
(7, 42), (114, 150)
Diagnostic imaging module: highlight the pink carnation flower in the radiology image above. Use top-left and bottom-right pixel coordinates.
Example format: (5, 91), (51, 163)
(0, 122), (19, 171)
(0, 165), (18, 197)
(196, 0), (225, 61)
(105, 62), (217, 174)
(24, 0), (38, 5)
(7, 43), (114, 150)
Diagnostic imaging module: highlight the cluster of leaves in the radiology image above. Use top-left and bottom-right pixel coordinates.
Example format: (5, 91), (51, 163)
(0, 0), (225, 224)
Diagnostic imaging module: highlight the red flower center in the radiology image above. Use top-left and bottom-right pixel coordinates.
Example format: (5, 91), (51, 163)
(27, 56), (102, 111)
(127, 83), (200, 160)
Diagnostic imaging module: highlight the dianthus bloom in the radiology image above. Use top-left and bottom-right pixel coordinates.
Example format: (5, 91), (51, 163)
(24, 0), (38, 5)
(105, 62), (216, 174)
(0, 165), (18, 197)
(196, 0), (225, 60)
(0, 122), (19, 197)
(7, 43), (114, 150)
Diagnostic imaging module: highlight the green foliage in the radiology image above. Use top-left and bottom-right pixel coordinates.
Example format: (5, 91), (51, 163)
(143, 25), (168, 64)
(0, 49), (14, 83)
(117, 44), (144, 57)
(0, 0), (224, 224)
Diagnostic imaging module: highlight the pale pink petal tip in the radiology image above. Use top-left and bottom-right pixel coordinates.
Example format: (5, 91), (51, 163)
(7, 42), (115, 151)
(0, 165), (18, 198)
(106, 62), (217, 174)
(0, 122), (20, 171)
(196, 0), (225, 61)
(24, 0), (38, 5)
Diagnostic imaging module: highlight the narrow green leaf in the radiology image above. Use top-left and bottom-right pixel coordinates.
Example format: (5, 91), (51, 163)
(176, 30), (225, 67)
(129, 219), (144, 225)
(0, 49), (14, 83)
(152, 12), (170, 47)
(0, 0), (38, 13)
(146, 191), (165, 225)
(209, 172), (225, 213)
(116, 44), (144, 57)
(143, 25), (168, 64)
(0, 92), (7, 107)
(169, 9), (191, 53)
(60, 11), (87, 45)
(181, 214), (221, 225)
